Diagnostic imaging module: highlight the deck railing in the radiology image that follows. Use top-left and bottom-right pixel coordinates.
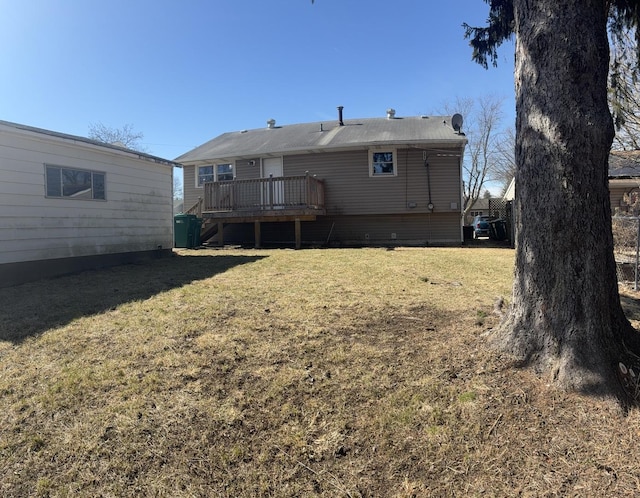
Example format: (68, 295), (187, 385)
(203, 174), (325, 212)
(184, 197), (203, 217)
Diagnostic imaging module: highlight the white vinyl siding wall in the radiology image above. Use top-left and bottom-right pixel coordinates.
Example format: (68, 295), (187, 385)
(0, 127), (173, 265)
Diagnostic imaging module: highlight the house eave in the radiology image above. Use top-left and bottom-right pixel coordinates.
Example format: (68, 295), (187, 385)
(609, 177), (640, 187)
(178, 139), (467, 167)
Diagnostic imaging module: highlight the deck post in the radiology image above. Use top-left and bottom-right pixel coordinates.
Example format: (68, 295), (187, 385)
(295, 218), (301, 249)
(218, 222), (224, 246)
(269, 175), (274, 209)
(305, 172), (310, 207)
(254, 221), (261, 249)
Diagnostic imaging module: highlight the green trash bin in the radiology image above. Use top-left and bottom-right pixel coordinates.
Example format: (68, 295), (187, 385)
(191, 217), (203, 247)
(174, 214), (196, 248)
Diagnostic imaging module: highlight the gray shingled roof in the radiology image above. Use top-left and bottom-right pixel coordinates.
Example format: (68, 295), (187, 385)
(609, 150), (640, 178)
(175, 115), (467, 164)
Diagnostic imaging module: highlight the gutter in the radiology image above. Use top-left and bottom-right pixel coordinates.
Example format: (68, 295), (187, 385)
(178, 140), (468, 165)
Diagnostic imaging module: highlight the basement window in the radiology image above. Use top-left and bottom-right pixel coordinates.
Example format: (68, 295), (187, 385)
(369, 150), (397, 176)
(197, 163), (234, 186)
(45, 165), (106, 200)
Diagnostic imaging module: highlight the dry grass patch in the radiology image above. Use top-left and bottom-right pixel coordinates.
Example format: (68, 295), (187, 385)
(1, 247), (640, 496)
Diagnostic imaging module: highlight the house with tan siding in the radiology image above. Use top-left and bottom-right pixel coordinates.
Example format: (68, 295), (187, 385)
(609, 150), (640, 214)
(0, 120), (176, 287)
(178, 109), (467, 248)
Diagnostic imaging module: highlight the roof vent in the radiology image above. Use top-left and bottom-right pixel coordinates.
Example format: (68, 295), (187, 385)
(386, 108), (396, 119)
(337, 106), (344, 126)
(267, 118), (276, 129)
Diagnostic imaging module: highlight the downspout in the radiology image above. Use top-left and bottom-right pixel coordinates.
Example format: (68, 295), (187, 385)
(424, 152), (434, 246)
(459, 145), (465, 242)
(425, 154), (434, 211)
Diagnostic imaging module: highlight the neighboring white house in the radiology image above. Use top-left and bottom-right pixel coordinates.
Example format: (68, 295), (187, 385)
(0, 120), (177, 287)
(503, 177), (515, 202)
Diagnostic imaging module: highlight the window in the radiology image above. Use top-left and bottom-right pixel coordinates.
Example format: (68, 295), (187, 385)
(216, 163), (234, 181)
(197, 165), (214, 186)
(197, 163), (234, 186)
(45, 165), (106, 200)
(369, 150), (397, 176)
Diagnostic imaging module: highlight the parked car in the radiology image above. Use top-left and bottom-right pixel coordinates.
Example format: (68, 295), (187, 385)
(472, 215), (495, 239)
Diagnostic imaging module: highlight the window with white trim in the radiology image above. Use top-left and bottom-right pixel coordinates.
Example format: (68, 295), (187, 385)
(45, 165), (106, 200)
(197, 163), (234, 186)
(216, 163), (234, 181)
(369, 150), (397, 176)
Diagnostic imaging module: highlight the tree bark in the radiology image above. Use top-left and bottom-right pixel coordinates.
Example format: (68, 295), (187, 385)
(496, 0), (640, 399)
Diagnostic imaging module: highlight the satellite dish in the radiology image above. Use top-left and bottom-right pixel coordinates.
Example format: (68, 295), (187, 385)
(451, 113), (463, 133)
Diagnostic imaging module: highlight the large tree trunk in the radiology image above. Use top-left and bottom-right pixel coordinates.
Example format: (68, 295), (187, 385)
(496, 0), (640, 399)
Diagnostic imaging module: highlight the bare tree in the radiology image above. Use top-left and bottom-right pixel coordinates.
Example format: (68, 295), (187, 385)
(609, 29), (640, 150)
(88, 123), (147, 152)
(173, 173), (183, 201)
(492, 126), (516, 195)
(438, 95), (508, 215)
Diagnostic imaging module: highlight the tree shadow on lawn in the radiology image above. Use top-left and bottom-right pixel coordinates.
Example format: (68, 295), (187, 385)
(0, 253), (266, 344)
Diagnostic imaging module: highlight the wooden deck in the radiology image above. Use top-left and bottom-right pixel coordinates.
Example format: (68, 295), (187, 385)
(186, 175), (326, 248)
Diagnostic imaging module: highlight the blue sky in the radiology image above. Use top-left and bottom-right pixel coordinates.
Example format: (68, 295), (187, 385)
(0, 0), (515, 167)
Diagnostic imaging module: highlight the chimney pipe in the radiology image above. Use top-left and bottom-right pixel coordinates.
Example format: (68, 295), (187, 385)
(337, 106), (344, 126)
